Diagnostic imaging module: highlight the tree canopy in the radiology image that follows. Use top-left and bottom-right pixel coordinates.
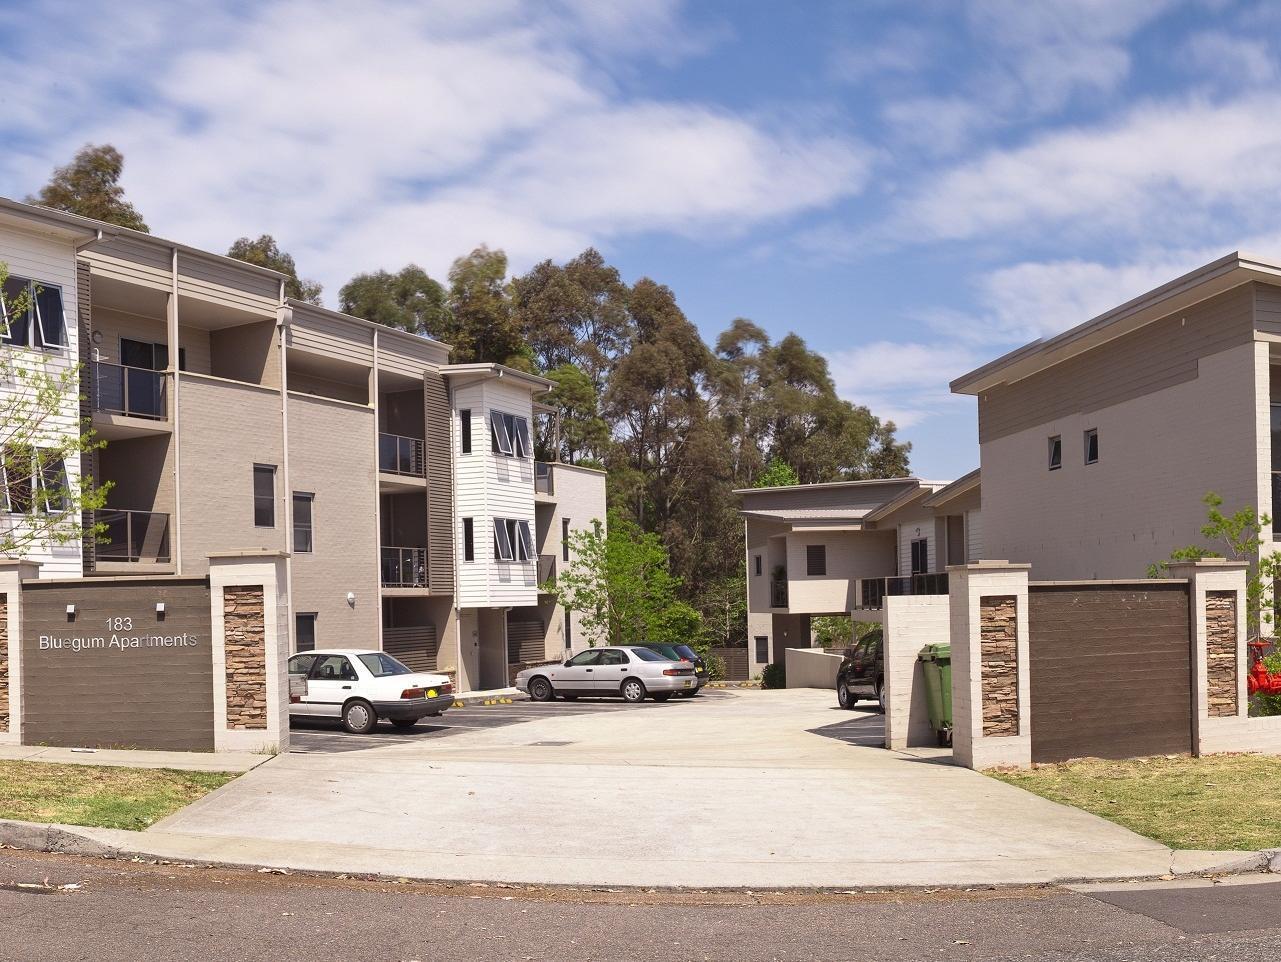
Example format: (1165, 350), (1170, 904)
(227, 235), (323, 304)
(28, 144), (149, 231)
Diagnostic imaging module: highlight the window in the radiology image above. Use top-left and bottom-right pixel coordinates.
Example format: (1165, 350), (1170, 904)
(120, 338), (186, 371)
(600, 649), (629, 665)
(460, 409), (472, 454)
(489, 411), (531, 458)
(910, 538), (928, 575)
(755, 635), (769, 663)
(493, 518), (535, 561)
(754, 555), (762, 577)
(1084, 428), (1098, 465)
(253, 464), (276, 527)
(806, 544), (827, 577)
(562, 518), (571, 561)
(294, 614), (317, 654)
(1048, 435), (1062, 471)
(568, 649), (603, 667)
(564, 608), (572, 649)
(292, 493), (314, 552)
(1, 447), (67, 515)
(357, 652), (412, 677)
(462, 517), (475, 562)
(288, 652), (318, 674)
(310, 654), (357, 681)
(1, 275), (64, 349)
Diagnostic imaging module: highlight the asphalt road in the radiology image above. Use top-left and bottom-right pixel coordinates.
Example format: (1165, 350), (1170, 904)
(288, 689), (734, 753)
(4, 850), (1281, 962)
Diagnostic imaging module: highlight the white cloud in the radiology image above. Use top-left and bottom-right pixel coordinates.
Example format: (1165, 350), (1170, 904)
(825, 341), (981, 429)
(829, 25), (934, 84)
(1182, 30), (1277, 86)
(0, 0), (871, 298)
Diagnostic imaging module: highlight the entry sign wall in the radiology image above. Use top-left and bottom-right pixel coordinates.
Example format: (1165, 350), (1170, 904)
(22, 579), (214, 751)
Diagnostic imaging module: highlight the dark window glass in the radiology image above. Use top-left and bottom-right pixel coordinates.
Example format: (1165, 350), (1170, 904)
(910, 538), (928, 575)
(564, 608), (572, 649)
(755, 635), (769, 663)
(34, 285), (64, 347)
(2, 446), (33, 513)
(490, 411), (513, 455)
(37, 455), (68, 513)
(310, 654), (357, 681)
(1048, 435), (1062, 470)
(562, 518), (571, 561)
(806, 544), (826, 576)
(460, 409), (472, 454)
(357, 652), (412, 677)
(253, 465), (276, 527)
(463, 517), (475, 562)
(600, 649), (629, 665)
(568, 649), (603, 667)
(293, 616), (317, 654)
(293, 493), (314, 552)
(754, 555), (762, 576)
(516, 520), (535, 561)
(2, 275), (32, 346)
(1084, 428), (1098, 464)
(512, 415), (532, 458)
(494, 516), (514, 560)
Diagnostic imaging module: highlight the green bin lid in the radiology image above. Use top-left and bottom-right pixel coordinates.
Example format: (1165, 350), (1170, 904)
(918, 643), (952, 660)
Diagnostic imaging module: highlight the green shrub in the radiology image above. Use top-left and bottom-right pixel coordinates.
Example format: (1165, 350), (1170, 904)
(760, 662), (786, 689)
(705, 653), (726, 681)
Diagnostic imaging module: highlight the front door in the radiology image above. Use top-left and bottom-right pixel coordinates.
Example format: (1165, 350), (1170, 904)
(595, 648), (630, 693)
(303, 653), (359, 718)
(551, 649), (603, 692)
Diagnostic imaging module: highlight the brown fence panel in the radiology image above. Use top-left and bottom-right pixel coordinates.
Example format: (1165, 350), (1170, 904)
(712, 646), (749, 680)
(1028, 582), (1192, 763)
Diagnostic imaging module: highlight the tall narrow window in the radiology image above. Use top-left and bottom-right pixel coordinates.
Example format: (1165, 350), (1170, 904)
(490, 411), (513, 455)
(1, 448), (65, 514)
(1, 276), (64, 349)
(517, 520), (535, 561)
(754, 555), (762, 577)
(1084, 428), (1098, 465)
(295, 613), (317, 653)
(460, 409), (472, 454)
(494, 516), (514, 560)
(253, 464), (276, 527)
(512, 416), (532, 458)
(806, 544), (827, 576)
(755, 636), (769, 663)
(910, 538), (928, 575)
(292, 492), (314, 552)
(462, 517), (475, 562)
(564, 608), (573, 650)
(562, 518), (571, 561)
(1048, 435), (1062, 471)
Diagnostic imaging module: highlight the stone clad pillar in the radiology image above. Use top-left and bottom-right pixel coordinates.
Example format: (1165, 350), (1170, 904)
(0, 559), (40, 746)
(1168, 559), (1249, 755)
(209, 551), (289, 754)
(948, 561), (1032, 770)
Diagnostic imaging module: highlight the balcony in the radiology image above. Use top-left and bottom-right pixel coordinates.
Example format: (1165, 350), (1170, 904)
(538, 554), (556, 589)
(95, 509), (171, 565)
(856, 572), (950, 610)
(378, 432), (425, 477)
(770, 579), (788, 609)
(381, 546), (426, 588)
(535, 461), (554, 498)
(92, 362), (169, 436)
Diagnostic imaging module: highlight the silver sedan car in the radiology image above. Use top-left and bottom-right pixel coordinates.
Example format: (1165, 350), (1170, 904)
(515, 646), (697, 703)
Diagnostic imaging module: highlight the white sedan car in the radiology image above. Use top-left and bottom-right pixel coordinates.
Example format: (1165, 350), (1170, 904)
(287, 649), (454, 734)
(514, 645), (698, 703)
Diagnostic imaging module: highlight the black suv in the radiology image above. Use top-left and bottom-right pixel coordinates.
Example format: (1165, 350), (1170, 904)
(836, 629), (884, 712)
(644, 643), (709, 694)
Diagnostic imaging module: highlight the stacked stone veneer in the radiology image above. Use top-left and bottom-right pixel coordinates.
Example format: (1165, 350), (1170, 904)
(1205, 590), (1238, 717)
(224, 586), (267, 730)
(980, 595), (1019, 736)
(0, 594), (8, 734)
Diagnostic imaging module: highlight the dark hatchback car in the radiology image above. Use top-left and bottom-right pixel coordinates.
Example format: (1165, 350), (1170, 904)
(836, 629), (884, 712)
(644, 643), (709, 694)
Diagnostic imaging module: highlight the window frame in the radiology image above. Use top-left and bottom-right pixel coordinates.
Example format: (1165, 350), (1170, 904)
(294, 613), (317, 654)
(460, 409), (472, 454)
(494, 516), (514, 561)
(253, 464), (277, 528)
(516, 519), (535, 561)
(292, 492), (314, 553)
(462, 517), (475, 562)
(511, 416), (532, 458)
(1084, 428), (1098, 465)
(755, 635), (769, 663)
(1, 275), (65, 351)
(806, 544), (827, 577)
(2, 447), (67, 515)
(490, 411), (514, 456)
(910, 538), (929, 576)
(754, 555), (762, 577)
(1048, 435), (1062, 471)
(562, 518), (571, 562)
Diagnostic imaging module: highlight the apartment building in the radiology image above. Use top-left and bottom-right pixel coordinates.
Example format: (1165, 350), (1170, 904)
(0, 197), (606, 691)
(738, 474), (981, 675)
(952, 251), (1281, 581)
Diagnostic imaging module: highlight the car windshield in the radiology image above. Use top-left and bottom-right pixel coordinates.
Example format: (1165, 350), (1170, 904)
(674, 645), (698, 661)
(646, 644), (679, 659)
(357, 652), (413, 677)
(630, 648), (665, 662)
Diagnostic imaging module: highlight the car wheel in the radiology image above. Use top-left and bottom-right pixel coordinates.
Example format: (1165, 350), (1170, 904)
(621, 678), (647, 703)
(875, 680), (886, 714)
(391, 718), (418, 730)
(837, 678), (855, 710)
(529, 676), (555, 702)
(652, 693), (671, 702)
(342, 699), (377, 734)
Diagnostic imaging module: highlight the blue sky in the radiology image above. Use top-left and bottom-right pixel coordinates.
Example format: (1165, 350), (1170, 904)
(3, 0), (1279, 479)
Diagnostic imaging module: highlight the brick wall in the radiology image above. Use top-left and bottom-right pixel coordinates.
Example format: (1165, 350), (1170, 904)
(1206, 590), (1238, 717)
(980, 596), (1019, 736)
(224, 586), (267, 730)
(0, 594), (8, 734)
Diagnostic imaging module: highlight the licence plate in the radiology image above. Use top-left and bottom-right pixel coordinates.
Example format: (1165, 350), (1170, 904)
(427, 689), (438, 698)
(683, 680), (692, 687)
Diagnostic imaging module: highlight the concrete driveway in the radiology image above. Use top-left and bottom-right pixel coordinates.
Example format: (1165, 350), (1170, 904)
(145, 689), (1176, 888)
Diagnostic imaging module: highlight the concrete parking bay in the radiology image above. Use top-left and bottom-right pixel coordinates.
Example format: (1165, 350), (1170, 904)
(143, 689), (1174, 888)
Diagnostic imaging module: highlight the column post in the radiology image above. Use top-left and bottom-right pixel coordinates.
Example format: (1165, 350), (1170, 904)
(948, 560), (1032, 770)
(0, 559), (39, 746)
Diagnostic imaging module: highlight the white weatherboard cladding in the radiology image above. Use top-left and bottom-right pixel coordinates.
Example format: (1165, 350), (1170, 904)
(0, 224), (83, 578)
(452, 378), (537, 608)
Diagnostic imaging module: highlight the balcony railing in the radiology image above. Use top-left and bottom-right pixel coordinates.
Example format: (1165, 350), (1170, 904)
(93, 361), (167, 420)
(538, 554), (556, 587)
(378, 433), (425, 477)
(381, 546), (426, 587)
(535, 461), (554, 496)
(770, 579), (788, 608)
(96, 509), (171, 563)
(856, 572), (950, 610)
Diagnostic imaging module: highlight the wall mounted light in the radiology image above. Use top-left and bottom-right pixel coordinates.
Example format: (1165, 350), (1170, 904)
(91, 330), (103, 345)
(65, 603), (76, 621)
(155, 602), (166, 620)
(346, 592), (356, 607)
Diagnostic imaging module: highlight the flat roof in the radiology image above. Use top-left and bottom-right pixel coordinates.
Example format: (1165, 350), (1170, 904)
(951, 251), (1281, 394)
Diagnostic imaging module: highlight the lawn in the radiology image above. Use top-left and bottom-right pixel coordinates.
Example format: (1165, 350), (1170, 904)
(992, 754), (1281, 852)
(0, 761), (237, 831)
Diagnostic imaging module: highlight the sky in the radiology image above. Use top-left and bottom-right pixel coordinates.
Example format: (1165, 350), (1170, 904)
(2, 0), (1279, 480)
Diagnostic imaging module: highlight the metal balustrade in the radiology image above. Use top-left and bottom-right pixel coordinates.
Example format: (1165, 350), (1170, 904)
(96, 509), (171, 563)
(381, 546), (427, 587)
(378, 433), (425, 476)
(93, 361), (167, 420)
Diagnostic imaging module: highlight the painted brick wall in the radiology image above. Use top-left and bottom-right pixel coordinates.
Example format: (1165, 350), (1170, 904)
(224, 586), (267, 730)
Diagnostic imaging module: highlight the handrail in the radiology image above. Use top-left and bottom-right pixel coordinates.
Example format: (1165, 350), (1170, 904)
(538, 553), (556, 585)
(96, 509), (171, 563)
(379, 432), (425, 477)
(535, 461), (554, 495)
(92, 361), (167, 420)
(381, 545), (426, 587)
(856, 572), (950, 610)
(770, 579), (788, 608)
